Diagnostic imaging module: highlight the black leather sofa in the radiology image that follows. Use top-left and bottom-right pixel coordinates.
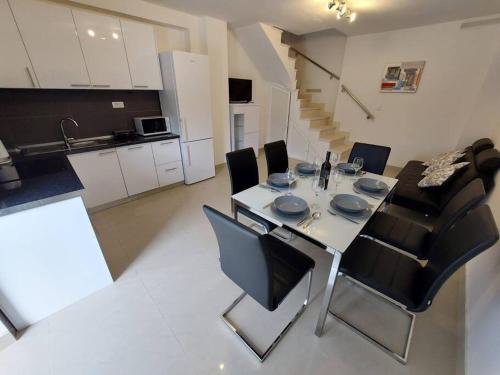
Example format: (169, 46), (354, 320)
(391, 138), (500, 215)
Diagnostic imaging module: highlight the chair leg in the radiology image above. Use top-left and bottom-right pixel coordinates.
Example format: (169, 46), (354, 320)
(328, 275), (416, 364)
(221, 269), (313, 362)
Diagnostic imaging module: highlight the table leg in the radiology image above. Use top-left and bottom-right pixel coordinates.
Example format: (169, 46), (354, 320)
(315, 249), (342, 337)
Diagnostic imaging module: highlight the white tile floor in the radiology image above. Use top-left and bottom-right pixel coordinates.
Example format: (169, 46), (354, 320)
(0, 156), (462, 374)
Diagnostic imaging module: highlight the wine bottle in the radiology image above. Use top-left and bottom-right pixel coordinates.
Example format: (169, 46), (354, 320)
(320, 151), (332, 190)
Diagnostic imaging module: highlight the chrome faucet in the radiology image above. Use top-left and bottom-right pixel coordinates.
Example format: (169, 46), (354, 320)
(60, 117), (79, 150)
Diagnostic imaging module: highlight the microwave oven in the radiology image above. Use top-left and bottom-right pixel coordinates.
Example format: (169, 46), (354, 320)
(134, 116), (171, 136)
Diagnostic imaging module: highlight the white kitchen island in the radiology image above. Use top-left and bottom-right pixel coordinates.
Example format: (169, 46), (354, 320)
(0, 153), (113, 339)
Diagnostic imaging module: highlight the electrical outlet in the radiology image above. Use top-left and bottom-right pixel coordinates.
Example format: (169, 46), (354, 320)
(112, 101), (125, 109)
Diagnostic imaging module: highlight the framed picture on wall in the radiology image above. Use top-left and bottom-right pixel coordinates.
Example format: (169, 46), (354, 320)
(380, 61), (425, 93)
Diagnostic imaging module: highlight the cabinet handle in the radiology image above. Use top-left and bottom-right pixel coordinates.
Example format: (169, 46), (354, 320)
(164, 167), (177, 172)
(26, 66), (36, 88)
(92, 84), (111, 88)
(134, 85), (149, 88)
(98, 150), (116, 156)
(128, 146), (143, 151)
(187, 145), (192, 166)
(160, 141), (174, 146)
(71, 83), (91, 87)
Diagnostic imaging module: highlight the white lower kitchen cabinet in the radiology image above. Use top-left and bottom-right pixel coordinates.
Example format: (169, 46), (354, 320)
(156, 161), (184, 187)
(116, 143), (159, 196)
(152, 139), (182, 165)
(67, 149), (128, 208)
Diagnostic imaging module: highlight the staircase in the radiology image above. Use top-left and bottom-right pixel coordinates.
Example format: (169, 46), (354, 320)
(233, 23), (353, 161)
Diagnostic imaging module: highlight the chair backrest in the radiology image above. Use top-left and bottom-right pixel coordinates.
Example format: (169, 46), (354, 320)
(203, 205), (274, 310)
(348, 142), (391, 175)
(413, 205), (499, 312)
(226, 148), (259, 195)
(427, 178), (486, 254)
(264, 140), (288, 176)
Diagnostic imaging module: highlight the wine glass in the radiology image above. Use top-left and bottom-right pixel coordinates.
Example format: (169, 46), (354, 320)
(330, 152), (339, 168)
(286, 168), (295, 195)
(311, 176), (325, 209)
(331, 169), (344, 193)
(353, 157), (364, 177)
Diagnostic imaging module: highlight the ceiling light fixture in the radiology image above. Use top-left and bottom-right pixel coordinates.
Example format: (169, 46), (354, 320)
(327, 1), (357, 23)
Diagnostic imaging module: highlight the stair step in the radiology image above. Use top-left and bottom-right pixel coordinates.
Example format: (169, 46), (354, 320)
(300, 102), (323, 109)
(300, 108), (323, 119)
(298, 93), (312, 100)
(310, 123), (336, 131)
(321, 132), (346, 148)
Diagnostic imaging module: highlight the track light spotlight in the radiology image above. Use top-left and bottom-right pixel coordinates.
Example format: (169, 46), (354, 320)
(328, 1), (356, 23)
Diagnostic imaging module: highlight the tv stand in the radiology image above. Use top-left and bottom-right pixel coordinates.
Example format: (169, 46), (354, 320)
(229, 103), (260, 156)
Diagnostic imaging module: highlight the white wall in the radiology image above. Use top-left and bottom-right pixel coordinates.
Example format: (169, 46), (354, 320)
(465, 126), (500, 375)
(292, 29), (347, 114)
(334, 17), (500, 167)
(202, 17), (231, 165)
(228, 28), (271, 147)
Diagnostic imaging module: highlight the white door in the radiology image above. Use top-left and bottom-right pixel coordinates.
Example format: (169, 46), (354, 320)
(72, 9), (132, 89)
(67, 150), (128, 208)
(9, 0), (90, 89)
(180, 139), (215, 184)
(269, 85), (291, 143)
(116, 144), (159, 195)
(173, 52), (212, 142)
(121, 19), (163, 90)
(0, 0), (38, 88)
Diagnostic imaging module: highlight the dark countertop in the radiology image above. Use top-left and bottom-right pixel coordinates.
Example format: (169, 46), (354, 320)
(66, 133), (180, 155)
(0, 134), (180, 216)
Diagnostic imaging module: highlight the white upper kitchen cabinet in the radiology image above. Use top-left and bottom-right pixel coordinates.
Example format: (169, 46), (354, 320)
(0, 0), (38, 88)
(8, 0), (90, 89)
(72, 9), (132, 89)
(120, 19), (163, 90)
(67, 149), (128, 208)
(116, 144), (159, 196)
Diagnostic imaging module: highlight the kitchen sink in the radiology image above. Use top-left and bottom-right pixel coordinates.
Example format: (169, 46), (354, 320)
(69, 140), (108, 149)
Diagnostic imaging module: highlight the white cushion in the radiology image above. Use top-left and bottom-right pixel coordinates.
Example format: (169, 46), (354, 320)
(422, 150), (465, 168)
(418, 162), (470, 188)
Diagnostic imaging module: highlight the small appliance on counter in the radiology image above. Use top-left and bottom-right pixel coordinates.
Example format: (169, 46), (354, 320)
(112, 129), (137, 141)
(134, 116), (171, 137)
(0, 139), (12, 166)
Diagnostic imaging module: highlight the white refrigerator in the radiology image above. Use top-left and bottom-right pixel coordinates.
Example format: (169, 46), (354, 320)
(158, 51), (215, 184)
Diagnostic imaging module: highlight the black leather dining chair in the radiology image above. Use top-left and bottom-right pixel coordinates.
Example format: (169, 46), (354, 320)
(361, 178), (486, 259)
(226, 148), (275, 233)
(203, 205), (315, 362)
(264, 140), (289, 176)
(333, 205), (498, 363)
(348, 142), (391, 175)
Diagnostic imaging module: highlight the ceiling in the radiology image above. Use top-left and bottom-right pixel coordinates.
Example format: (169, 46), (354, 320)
(146, 0), (500, 36)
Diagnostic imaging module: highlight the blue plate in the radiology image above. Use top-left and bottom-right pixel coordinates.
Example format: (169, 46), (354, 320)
(357, 178), (388, 192)
(337, 163), (356, 174)
(274, 196), (308, 215)
(331, 194), (369, 213)
(267, 173), (291, 188)
(296, 162), (316, 175)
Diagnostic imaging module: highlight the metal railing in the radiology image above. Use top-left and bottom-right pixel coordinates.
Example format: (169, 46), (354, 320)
(341, 85), (375, 120)
(290, 47), (374, 120)
(290, 48), (340, 80)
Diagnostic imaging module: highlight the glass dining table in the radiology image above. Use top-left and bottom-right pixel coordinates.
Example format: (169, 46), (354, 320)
(232, 170), (399, 337)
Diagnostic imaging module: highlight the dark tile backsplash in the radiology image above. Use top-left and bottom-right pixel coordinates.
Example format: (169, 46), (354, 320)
(0, 89), (162, 148)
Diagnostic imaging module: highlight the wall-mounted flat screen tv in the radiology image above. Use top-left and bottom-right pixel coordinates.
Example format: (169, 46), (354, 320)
(229, 78), (252, 103)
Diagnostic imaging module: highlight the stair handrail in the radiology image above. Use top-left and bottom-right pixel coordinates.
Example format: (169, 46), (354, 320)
(290, 47), (340, 81)
(290, 47), (374, 120)
(341, 85), (375, 120)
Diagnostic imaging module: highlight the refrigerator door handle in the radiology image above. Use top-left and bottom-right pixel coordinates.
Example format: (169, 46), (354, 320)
(181, 118), (189, 141)
(187, 145), (192, 166)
